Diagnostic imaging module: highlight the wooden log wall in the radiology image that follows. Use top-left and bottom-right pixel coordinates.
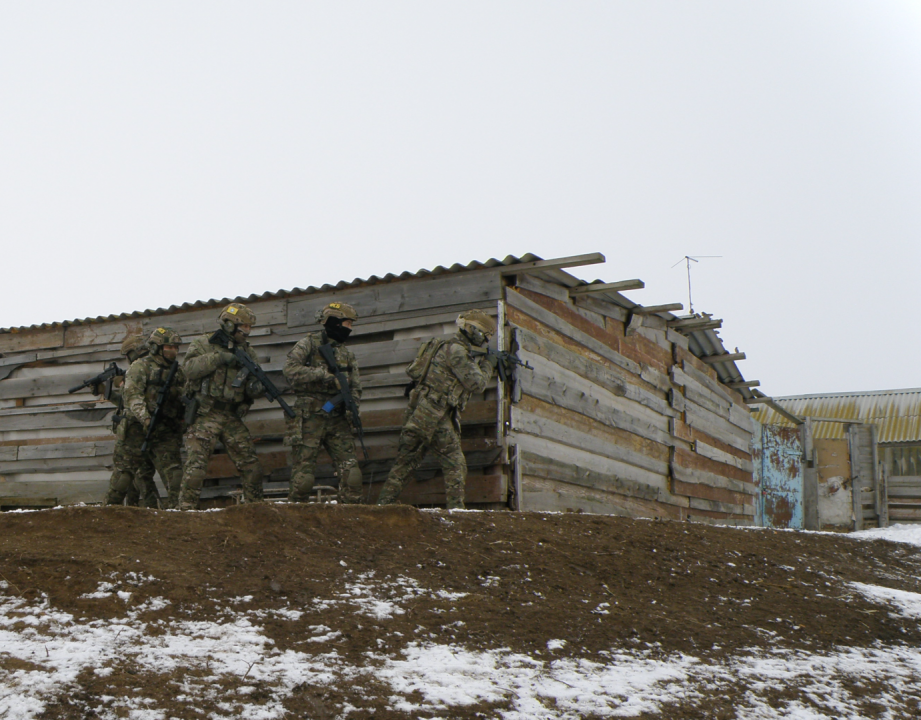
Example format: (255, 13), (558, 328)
(0, 270), (507, 508)
(505, 275), (757, 525)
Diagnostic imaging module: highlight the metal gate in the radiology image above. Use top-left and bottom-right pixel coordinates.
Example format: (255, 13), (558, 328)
(761, 425), (804, 529)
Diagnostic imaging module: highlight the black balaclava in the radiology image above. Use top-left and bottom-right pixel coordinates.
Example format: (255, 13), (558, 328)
(325, 317), (352, 343)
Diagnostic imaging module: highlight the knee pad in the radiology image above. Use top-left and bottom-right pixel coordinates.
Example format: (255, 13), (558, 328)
(346, 465), (362, 490)
(293, 472), (316, 493)
(183, 469), (207, 492)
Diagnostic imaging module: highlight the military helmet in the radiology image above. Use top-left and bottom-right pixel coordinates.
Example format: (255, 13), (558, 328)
(147, 327), (182, 347)
(456, 309), (497, 337)
(315, 302), (358, 324)
(219, 302), (257, 326)
(120, 333), (146, 357)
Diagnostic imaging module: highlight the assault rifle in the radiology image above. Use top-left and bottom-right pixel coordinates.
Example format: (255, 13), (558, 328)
(68, 362), (126, 395)
(209, 328), (295, 419)
(141, 360), (179, 453)
(470, 347), (533, 384)
(317, 343), (369, 460)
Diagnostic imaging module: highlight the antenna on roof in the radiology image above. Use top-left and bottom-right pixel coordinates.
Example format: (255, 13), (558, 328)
(671, 255), (722, 314)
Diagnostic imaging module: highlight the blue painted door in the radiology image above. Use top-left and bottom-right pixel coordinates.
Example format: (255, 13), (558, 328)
(761, 425), (804, 529)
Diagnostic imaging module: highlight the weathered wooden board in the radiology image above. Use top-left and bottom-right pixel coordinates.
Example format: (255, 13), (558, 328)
(520, 450), (661, 503)
(517, 360), (673, 447)
(287, 271), (502, 328)
(671, 478), (753, 510)
(520, 476), (685, 519)
(684, 403), (751, 453)
(670, 462), (757, 498)
(694, 440), (754, 473)
(505, 289), (642, 376)
(512, 407), (668, 476)
(17, 441), (114, 460)
(514, 328), (674, 419)
(0, 328), (65, 354)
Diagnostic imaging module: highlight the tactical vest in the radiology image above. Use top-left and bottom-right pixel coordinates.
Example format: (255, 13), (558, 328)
(414, 338), (471, 411)
(297, 333), (355, 399)
(189, 343), (256, 408)
(139, 358), (182, 419)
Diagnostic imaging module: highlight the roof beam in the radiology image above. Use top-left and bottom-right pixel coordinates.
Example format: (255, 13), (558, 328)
(569, 279), (644, 296)
(727, 380), (760, 389)
(799, 416), (859, 424)
(499, 252), (605, 276)
(746, 397), (804, 425)
(700, 352), (746, 365)
(667, 318), (722, 332)
(632, 303), (684, 315)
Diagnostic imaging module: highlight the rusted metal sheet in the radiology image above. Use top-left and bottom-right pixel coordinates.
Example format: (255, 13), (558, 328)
(752, 389), (921, 444)
(761, 425), (804, 529)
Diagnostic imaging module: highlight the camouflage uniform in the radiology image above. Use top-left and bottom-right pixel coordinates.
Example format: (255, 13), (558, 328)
(283, 329), (362, 504)
(378, 319), (493, 510)
(106, 383), (159, 507)
(178, 304), (265, 509)
(122, 331), (186, 509)
(104, 336), (158, 507)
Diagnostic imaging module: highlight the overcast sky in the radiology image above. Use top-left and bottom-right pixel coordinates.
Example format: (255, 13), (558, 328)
(1, 2), (919, 397)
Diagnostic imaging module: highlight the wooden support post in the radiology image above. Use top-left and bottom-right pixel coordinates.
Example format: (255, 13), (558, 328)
(632, 303), (684, 315)
(745, 397), (804, 426)
(727, 380), (760, 389)
(848, 424), (863, 532)
(701, 352), (746, 365)
(568, 279), (644, 296)
(499, 252), (605, 275)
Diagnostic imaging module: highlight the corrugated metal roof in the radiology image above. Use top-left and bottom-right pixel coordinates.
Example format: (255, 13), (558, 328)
(751, 388), (921, 443)
(1, 254), (545, 333)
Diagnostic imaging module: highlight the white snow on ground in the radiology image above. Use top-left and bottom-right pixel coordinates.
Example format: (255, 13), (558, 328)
(3, 524), (921, 718)
(850, 523), (921, 547)
(2, 570), (921, 719)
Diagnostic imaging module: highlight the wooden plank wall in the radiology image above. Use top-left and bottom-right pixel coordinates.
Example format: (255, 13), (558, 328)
(505, 276), (757, 525)
(0, 270), (507, 508)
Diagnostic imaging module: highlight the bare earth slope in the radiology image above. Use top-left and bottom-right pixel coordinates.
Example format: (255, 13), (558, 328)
(2, 504), (921, 719)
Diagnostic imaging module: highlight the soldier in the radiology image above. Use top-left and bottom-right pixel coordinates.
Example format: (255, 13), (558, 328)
(283, 302), (363, 504)
(103, 334), (158, 507)
(377, 309), (495, 510)
(177, 303), (265, 510)
(122, 327), (186, 509)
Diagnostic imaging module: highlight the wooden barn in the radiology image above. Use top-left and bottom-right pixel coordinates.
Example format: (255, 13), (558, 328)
(0, 252), (762, 523)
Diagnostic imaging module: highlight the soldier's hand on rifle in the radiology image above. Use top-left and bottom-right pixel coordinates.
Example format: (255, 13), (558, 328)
(245, 376), (264, 398)
(140, 415), (151, 431)
(219, 351), (236, 366)
(324, 369), (339, 389)
(112, 375), (125, 388)
(91, 383), (105, 397)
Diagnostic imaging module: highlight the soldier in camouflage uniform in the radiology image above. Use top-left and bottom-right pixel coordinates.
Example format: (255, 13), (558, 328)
(377, 309), (495, 510)
(122, 327), (186, 509)
(283, 302), (363, 504)
(178, 303), (265, 510)
(103, 334), (157, 506)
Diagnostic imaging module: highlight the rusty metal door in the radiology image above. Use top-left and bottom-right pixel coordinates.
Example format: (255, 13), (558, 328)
(761, 425), (804, 529)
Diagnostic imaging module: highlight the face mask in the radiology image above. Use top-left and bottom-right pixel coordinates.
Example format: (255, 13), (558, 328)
(325, 318), (352, 343)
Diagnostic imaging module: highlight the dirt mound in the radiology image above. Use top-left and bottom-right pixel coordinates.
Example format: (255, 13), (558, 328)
(1, 505), (921, 718)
